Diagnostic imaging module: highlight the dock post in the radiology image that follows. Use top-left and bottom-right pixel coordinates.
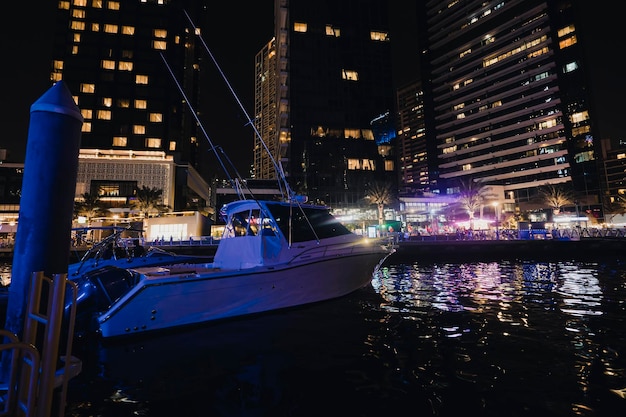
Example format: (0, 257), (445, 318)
(1, 81), (83, 380)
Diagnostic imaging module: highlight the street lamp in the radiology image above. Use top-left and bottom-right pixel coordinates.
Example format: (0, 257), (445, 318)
(492, 201), (500, 240)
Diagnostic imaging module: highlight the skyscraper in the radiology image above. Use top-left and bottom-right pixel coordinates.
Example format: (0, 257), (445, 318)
(418, 0), (601, 210)
(254, 38), (279, 181)
(256, 0), (396, 207)
(49, 0), (211, 212)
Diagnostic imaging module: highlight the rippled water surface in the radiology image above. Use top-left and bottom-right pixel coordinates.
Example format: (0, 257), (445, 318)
(3, 258), (626, 416)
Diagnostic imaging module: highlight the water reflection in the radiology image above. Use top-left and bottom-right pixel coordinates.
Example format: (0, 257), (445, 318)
(2, 259), (626, 416)
(372, 260), (626, 416)
(373, 261), (608, 318)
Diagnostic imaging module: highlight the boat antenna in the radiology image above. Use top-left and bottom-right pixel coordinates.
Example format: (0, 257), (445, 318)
(183, 9), (293, 202)
(159, 52), (245, 199)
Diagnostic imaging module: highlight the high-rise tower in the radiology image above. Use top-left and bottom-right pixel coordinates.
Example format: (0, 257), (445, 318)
(262, 0), (396, 207)
(421, 0), (601, 208)
(50, 0), (211, 211)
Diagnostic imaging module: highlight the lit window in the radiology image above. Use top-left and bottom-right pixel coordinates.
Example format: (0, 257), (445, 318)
(325, 25), (340, 37)
(73, 0), (87, 6)
(146, 138), (161, 148)
(370, 31), (389, 41)
(117, 99), (130, 108)
(563, 61), (578, 73)
(73, 33), (81, 42)
(101, 59), (115, 70)
(51, 73), (62, 82)
(113, 136), (127, 147)
(149, 112), (162, 122)
(121, 26), (135, 35)
(361, 129), (374, 140)
(80, 83), (95, 93)
(169, 141), (176, 151)
(59, 1), (70, 9)
(483, 35), (548, 67)
(293, 22), (307, 32)
(153, 29), (167, 38)
(572, 125), (590, 136)
(72, 9), (85, 18)
(134, 99), (147, 109)
(97, 110), (111, 120)
(341, 69), (359, 81)
(81, 109), (92, 119)
(133, 125), (146, 135)
(104, 24), (118, 34)
(91, 23), (100, 32)
(362, 159), (375, 170)
(570, 111), (589, 124)
(82, 122), (91, 132)
(53, 60), (63, 70)
(91, 0), (103, 8)
(344, 129), (361, 139)
(136, 75), (149, 85)
(384, 160), (394, 171)
(347, 158), (360, 170)
(107, 1), (120, 10)
(70, 21), (86, 31)
(152, 40), (167, 50)
(559, 35), (577, 49)
(118, 61), (133, 71)
(102, 97), (112, 107)
(558, 25), (575, 38)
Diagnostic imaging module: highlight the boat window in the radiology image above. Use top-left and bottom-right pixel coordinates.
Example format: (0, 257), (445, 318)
(248, 209), (261, 236)
(266, 203), (352, 242)
(231, 212), (249, 237)
(229, 209), (265, 237)
(261, 216), (276, 236)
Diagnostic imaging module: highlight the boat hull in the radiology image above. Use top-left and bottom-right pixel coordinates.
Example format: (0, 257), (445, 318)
(97, 250), (390, 338)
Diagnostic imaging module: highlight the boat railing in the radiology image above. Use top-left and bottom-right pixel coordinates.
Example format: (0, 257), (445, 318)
(147, 236), (220, 247)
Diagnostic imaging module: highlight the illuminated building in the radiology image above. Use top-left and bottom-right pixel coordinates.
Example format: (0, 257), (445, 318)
(49, 0), (211, 213)
(416, 0), (602, 211)
(255, 0), (396, 207)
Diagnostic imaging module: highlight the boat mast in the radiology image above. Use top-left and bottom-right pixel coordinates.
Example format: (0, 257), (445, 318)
(183, 10), (293, 202)
(159, 53), (242, 197)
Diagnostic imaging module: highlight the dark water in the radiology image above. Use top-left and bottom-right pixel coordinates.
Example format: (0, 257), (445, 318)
(4, 258), (626, 416)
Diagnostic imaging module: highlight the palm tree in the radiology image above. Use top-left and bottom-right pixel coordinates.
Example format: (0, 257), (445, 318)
(364, 181), (395, 226)
(456, 178), (485, 229)
(74, 192), (107, 225)
(538, 183), (574, 214)
(132, 185), (170, 218)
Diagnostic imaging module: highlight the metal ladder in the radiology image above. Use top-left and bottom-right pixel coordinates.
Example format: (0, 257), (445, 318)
(0, 272), (81, 417)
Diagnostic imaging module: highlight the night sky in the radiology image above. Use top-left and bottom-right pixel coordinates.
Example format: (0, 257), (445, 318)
(0, 1), (620, 169)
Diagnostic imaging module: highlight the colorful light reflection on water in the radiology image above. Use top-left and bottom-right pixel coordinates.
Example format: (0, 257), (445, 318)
(2, 259), (626, 416)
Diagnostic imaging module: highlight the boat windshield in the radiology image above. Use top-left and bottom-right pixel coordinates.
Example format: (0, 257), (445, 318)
(265, 203), (352, 242)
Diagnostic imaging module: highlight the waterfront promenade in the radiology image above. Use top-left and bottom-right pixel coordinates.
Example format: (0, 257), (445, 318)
(390, 237), (626, 262)
(2, 227), (625, 263)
